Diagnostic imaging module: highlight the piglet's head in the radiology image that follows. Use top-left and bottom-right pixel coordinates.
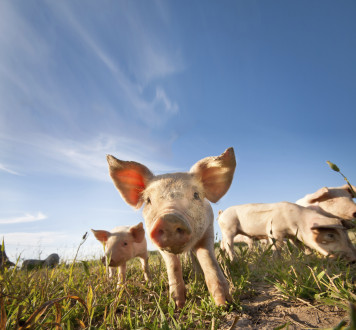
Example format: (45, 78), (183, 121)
(106, 148), (236, 208)
(107, 148), (236, 253)
(309, 218), (356, 262)
(91, 223), (145, 266)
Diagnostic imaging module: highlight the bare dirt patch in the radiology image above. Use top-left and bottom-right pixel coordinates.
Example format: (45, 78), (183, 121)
(220, 283), (348, 329)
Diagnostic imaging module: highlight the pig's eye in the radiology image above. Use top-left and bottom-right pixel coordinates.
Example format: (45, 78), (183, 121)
(193, 192), (200, 200)
(146, 197), (151, 204)
(326, 233), (335, 239)
(123, 242), (128, 246)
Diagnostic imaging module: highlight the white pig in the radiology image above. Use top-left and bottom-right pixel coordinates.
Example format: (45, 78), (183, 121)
(218, 210), (266, 248)
(106, 147), (236, 308)
(91, 222), (150, 283)
(218, 202), (356, 262)
(232, 234), (267, 248)
(296, 185), (356, 221)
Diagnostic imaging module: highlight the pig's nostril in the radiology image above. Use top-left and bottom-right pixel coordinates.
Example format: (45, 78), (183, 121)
(352, 212), (356, 218)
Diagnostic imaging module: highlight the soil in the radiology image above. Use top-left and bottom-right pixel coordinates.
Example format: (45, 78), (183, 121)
(220, 283), (349, 330)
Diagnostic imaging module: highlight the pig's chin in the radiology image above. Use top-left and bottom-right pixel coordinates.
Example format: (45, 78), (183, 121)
(102, 256), (122, 267)
(159, 245), (187, 254)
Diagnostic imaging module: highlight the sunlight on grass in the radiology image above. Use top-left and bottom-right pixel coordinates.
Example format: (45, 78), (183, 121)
(1, 236), (355, 328)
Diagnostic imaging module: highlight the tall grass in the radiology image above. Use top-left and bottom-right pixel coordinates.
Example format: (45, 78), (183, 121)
(1, 239), (355, 329)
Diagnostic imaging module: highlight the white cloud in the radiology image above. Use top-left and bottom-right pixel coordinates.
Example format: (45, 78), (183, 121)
(0, 163), (20, 176)
(0, 2), (184, 181)
(3, 231), (104, 262)
(47, 1), (182, 127)
(0, 212), (47, 224)
(2, 231), (65, 246)
(1, 132), (178, 181)
(155, 87), (179, 115)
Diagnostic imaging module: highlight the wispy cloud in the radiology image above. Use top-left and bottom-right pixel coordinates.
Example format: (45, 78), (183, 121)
(0, 163), (20, 176)
(0, 212), (47, 224)
(1, 132), (178, 181)
(0, 1), (184, 180)
(48, 1), (182, 128)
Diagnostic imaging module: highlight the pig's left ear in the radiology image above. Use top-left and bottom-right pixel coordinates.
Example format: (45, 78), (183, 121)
(129, 222), (145, 243)
(309, 217), (345, 231)
(91, 229), (111, 242)
(190, 147), (236, 203)
(310, 224), (344, 231)
(107, 155), (154, 209)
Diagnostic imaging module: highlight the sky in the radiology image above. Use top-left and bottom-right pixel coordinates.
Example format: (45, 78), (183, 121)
(1, 1), (355, 263)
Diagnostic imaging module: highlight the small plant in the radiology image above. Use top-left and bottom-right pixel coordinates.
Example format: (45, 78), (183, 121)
(327, 161), (356, 197)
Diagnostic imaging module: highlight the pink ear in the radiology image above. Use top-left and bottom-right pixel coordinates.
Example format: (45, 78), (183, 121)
(129, 222), (145, 243)
(190, 147), (236, 203)
(91, 229), (111, 242)
(107, 155), (154, 208)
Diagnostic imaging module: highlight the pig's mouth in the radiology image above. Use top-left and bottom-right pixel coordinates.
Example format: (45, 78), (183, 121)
(149, 211), (192, 254)
(101, 256), (121, 267)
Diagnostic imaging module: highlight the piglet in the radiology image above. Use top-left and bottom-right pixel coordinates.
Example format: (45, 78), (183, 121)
(218, 202), (356, 262)
(91, 222), (150, 283)
(106, 147), (236, 308)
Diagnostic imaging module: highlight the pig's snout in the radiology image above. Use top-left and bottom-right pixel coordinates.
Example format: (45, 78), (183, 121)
(150, 213), (192, 254)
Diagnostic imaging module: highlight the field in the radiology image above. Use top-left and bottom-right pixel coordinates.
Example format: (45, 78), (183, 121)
(1, 237), (356, 330)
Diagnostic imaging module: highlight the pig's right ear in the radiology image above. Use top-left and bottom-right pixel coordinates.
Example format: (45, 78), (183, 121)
(129, 222), (145, 243)
(307, 187), (329, 203)
(190, 147), (236, 203)
(91, 229), (111, 242)
(107, 155), (154, 208)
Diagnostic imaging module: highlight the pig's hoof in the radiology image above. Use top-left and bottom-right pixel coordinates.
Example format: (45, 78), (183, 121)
(175, 298), (186, 309)
(215, 300), (227, 307)
(214, 294), (231, 307)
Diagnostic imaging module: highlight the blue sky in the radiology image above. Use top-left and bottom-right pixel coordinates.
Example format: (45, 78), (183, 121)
(1, 1), (355, 262)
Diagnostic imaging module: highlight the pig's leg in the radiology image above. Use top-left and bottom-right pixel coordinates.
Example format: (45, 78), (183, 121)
(160, 251), (186, 308)
(268, 235), (284, 257)
(118, 263), (126, 284)
(184, 250), (203, 276)
(221, 233), (236, 262)
(108, 266), (116, 278)
(139, 256), (150, 281)
(195, 231), (232, 306)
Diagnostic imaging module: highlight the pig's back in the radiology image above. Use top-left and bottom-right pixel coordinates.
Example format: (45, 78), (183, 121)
(226, 202), (303, 235)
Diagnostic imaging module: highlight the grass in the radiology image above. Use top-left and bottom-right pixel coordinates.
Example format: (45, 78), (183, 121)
(1, 238), (356, 329)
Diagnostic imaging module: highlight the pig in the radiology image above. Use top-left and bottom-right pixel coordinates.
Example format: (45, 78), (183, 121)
(232, 234), (267, 248)
(106, 147), (236, 308)
(91, 222), (150, 283)
(22, 259), (45, 270)
(44, 253), (60, 268)
(22, 253), (60, 270)
(218, 202), (356, 263)
(296, 185), (356, 221)
(218, 210), (266, 249)
(0, 242), (15, 269)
